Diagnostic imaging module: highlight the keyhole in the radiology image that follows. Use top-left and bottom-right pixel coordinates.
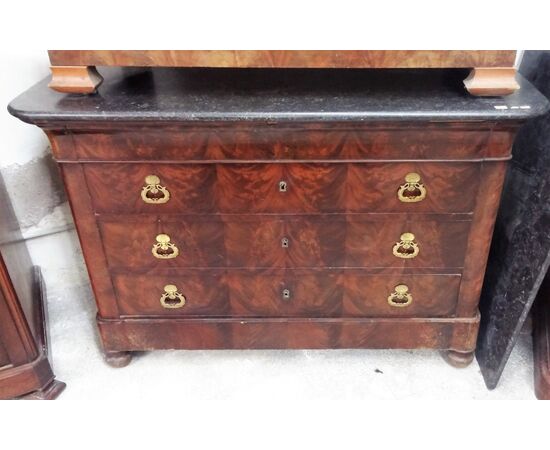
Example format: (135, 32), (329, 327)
(281, 237), (289, 248)
(279, 180), (288, 192)
(282, 289), (291, 300)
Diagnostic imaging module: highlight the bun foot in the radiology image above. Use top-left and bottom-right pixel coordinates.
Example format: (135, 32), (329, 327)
(441, 350), (475, 368)
(20, 379), (66, 400)
(104, 351), (133, 368)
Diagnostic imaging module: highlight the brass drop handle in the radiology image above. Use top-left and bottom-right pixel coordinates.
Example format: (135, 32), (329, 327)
(152, 234), (179, 259)
(397, 172), (426, 203)
(141, 175), (170, 204)
(388, 284), (413, 307)
(160, 284), (186, 309)
(392, 232), (420, 259)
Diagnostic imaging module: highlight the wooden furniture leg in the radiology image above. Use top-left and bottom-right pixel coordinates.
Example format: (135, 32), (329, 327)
(20, 379), (66, 400)
(441, 350), (475, 368)
(104, 350), (133, 368)
(49, 66), (103, 94)
(464, 67), (520, 96)
(0, 266), (66, 400)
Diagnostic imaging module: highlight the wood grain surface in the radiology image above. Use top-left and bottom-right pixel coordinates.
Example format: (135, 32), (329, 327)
(97, 315), (480, 352)
(39, 110), (520, 356)
(112, 269), (461, 318)
(83, 162), (481, 214)
(48, 50), (516, 69)
(65, 126), (510, 161)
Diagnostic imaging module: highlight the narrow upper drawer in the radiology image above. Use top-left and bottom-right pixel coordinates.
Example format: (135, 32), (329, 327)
(52, 126), (515, 161)
(83, 162), (481, 214)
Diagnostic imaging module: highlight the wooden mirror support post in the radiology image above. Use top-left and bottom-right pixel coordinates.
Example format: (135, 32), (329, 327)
(48, 66), (103, 95)
(47, 50), (519, 97)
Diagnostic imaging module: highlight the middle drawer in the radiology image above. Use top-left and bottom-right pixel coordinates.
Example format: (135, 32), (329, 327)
(99, 215), (471, 269)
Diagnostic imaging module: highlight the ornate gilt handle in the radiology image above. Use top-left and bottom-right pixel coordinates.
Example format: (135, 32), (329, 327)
(397, 172), (426, 203)
(160, 284), (186, 309)
(141, 175), (170, 204)
(392, 232), (419, 259)
(387, 284), (413, 307)
(152, 234), (179, 259)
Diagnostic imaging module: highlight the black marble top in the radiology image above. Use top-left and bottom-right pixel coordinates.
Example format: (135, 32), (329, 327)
(8, 67), (550, 125)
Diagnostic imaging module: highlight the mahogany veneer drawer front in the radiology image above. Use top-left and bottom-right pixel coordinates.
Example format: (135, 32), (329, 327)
(9, 67), (549, 368)
(113, 270), (461, 318)
(65, 128), (511, 161)
(99, 215), (471, 269)
(84, 162), (481, 214)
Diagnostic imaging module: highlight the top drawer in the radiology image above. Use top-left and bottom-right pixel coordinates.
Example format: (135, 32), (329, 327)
(54, 126), (514, 161)
(83, 162), (481, 214)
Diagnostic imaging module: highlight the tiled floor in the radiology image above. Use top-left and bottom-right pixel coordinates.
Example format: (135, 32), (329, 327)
(42, 265), (537, 400)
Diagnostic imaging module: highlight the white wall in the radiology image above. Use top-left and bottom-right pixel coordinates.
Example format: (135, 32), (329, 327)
(1, 50), (50, 166)
(1, 50), (88, 287)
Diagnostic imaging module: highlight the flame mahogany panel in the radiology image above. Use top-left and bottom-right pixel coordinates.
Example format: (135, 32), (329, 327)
(85, 164), (217, 214)
(49, 50), (517, 69)
(113, 269), (461, 318)
(97, 314), (480, 351)
(99, 217), (227, 269)
(84, 162), (481, 214)
(345, 217), (470, 269)
(114, 271), (230, 317)
(66, 127), (510, 161)
(227, 272), (461, 318)
(224, 217), (345, 268)
(99, 215), (470, 270)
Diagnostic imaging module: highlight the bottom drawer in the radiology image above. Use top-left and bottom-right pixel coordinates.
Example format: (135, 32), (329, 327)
(113, 271), (461, 318)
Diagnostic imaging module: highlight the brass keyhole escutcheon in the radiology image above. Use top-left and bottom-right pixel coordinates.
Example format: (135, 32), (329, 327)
(282, 288), (291, 300)
(160, 284), (186, 309)
(281, 237), (289, 248)
(141, 174), (170, 204)
(397, 172), (427, 203)
(279, 180), (288, 192)
(388, 284), (413, 307)
(392, 232), (420, 259)
(152, 234), (179, 259)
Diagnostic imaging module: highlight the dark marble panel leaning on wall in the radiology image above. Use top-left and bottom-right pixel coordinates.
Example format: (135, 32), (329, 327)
(477, 50), (550, 389)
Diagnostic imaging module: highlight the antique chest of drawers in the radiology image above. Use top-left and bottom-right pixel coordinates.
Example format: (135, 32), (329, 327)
(8, 67), (549, 368)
